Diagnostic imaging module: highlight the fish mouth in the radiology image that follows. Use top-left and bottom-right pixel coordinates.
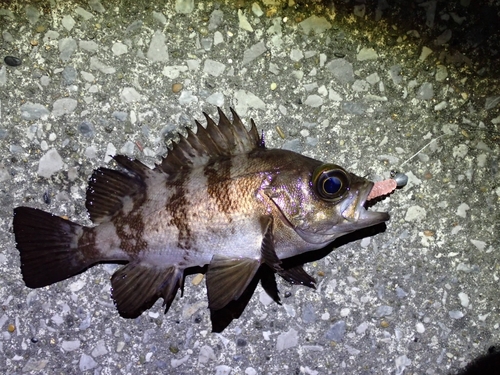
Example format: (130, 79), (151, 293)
(342, 180), (391, 226)
(357, 183), (390, 224)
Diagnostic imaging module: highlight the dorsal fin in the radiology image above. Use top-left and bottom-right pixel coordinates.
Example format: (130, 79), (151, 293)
(156, 107), (262, 174)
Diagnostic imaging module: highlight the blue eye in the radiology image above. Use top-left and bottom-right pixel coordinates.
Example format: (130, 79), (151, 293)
(323, 176), (342, 194)
(312, 164), (349, 201)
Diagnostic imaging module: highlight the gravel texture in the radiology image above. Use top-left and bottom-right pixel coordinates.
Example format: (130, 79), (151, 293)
(0, 1), (499, 374)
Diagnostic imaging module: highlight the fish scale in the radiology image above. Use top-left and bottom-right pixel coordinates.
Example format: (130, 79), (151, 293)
(12, 107), (397, 332)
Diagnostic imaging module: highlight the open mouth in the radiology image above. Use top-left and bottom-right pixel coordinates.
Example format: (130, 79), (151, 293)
(357, 179), (397, 223)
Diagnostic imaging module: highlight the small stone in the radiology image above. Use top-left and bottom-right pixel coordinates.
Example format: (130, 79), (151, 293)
(206, 92), (224, 107)
(78, 121), (94, 137)
(75, 6), (93, 20)
(416, 82), (434, 100)
(404, 205), (427, 222)
(416, 322), (425, 333)
(25, 5), (40, 24)
(79, 354), (98, 371)
(59, 37), (77, 61)
(80, 71), (95, 82)
(357, 47), (378, 61)
(172, 83), (183, 93)
(435, 29), (452, 45)
(215, 365), (232, 375)
(203, 59), (226, 77)
(325, 321), (346, 342)
(470, 239), (486, 251)
(342, 101), (366, 115)
(147, 30), (169, 62)
(234, 89), (265, 115)
(238, 9), (253, 32)
(213, 31), (224, 45)
(112, 42), (128, 56)
(191, 273), (204, 286)
(80, 40), (99, 52)
(20, 102), (50, 120)
(242, 41), (266, 66)
(4, 56), (22, 66)
(62, 15), (75, 31)
(375, 305), (393, 317)
(458, 292), (469, 307)
(252, 3), (264, 17)
(396, 287), (408, 298)
(485, 96), (500, 110)
(175, 0), (194, 14)
(435, 65), (448, 82)
(88, 0), (105, 13)
(92, 340), (108, 357)
(0, 66), (6, 86)
(326, 59), (354, 84)
(290, 49), (304, 62)
(178, 91), (198, 106)
(52, 98), (78, 117)
(62, 66), (77, 85)
(62, 340), (81, 352)
(456, 203), (470, 218)
(449, 310), (464, 319)
(208, 9), (224, 30)
(366, 72), (380, 84)
(301, 303), (316, 324)
(152, 11), (167, 25)
(419, 46), (433, 61)
(276, 328), (299, 352)
(120, 87), (142, 103)
(90, 56), (116, 74)
(112, 111), (127, 121)
(198, 345), (215, 364)
(37, 148), (64, 178)
(304, 95), (323, 107)
(299, 15), (332, 35)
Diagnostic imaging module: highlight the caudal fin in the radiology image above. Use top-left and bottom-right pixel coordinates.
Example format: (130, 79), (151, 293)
(13, 207), (94, 288)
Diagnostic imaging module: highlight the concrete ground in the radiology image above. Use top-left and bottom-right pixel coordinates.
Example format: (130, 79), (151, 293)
(0, 1), (499, 374)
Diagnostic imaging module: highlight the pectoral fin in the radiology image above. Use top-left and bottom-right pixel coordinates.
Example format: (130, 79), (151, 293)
(206, 256), (260, 311)
(278, 265), (316, 289)
(260, 215), (282, 272)
(111, 262), (183, 318)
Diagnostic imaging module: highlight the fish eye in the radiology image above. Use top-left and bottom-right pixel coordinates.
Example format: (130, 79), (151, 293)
(312, 164), (350, 201)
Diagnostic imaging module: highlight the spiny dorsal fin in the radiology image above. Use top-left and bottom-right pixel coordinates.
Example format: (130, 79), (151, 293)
(157, 107), (262, 174)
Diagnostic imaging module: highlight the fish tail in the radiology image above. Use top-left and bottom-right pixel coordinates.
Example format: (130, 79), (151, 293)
(13, 207), (95, 288)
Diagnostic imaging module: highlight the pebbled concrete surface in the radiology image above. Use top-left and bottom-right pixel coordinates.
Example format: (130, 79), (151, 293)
(0, 1), (499, 374)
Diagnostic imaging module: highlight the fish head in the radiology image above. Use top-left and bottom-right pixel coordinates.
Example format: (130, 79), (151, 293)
(265, 162), (390, 246)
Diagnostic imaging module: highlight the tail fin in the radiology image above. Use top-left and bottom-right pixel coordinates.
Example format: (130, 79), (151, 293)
(13, 207), (94, 288)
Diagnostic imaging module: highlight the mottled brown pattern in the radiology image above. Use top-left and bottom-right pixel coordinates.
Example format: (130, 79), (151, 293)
(204, 158), (235, 218)
(77, 227), (99, 263)
(165, 185), (192, 250)
(114, 212), (148, 254)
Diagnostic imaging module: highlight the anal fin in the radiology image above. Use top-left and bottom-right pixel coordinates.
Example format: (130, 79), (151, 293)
(111, 262), (183, 318)
(206, 256), (260, 311)
(278, 265), (316, 289)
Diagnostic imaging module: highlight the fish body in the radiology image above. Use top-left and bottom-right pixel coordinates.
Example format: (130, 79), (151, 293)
(13, 108), (393, 331)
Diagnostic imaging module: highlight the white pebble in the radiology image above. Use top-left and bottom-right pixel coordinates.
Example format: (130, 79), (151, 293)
(37, 148), (63, 178)
(404, 205), (427, 222)
(415, 322), (425, 333)
(456, 203), (470, 218)
(458, 292), (469, 307)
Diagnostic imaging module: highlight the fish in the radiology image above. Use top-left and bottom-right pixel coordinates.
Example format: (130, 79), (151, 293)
(12, 108), (397, 332)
